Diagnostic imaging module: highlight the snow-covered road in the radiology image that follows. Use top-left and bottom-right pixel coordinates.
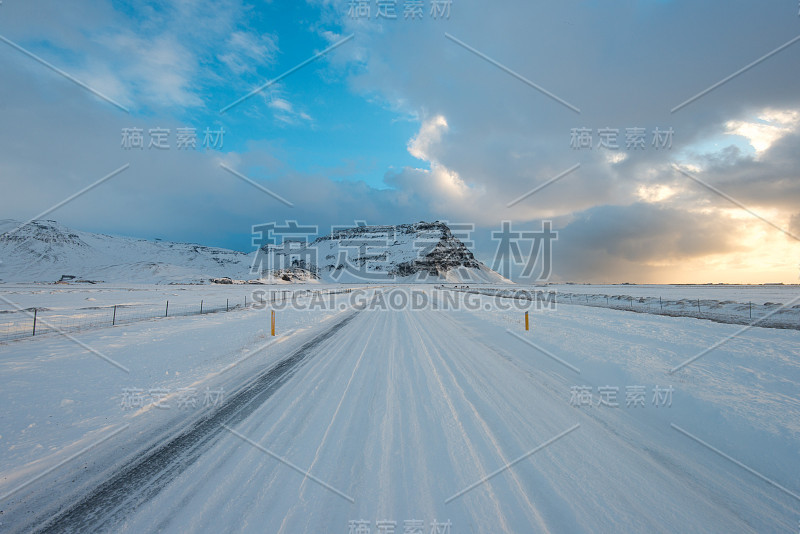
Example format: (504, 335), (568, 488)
(3, 287), (799, 533)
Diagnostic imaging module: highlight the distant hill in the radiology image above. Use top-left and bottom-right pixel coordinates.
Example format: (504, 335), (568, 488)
(0, 219), (253, 284)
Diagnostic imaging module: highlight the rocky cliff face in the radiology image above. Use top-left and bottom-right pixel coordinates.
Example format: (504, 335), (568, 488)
(389, 222), (481, 277)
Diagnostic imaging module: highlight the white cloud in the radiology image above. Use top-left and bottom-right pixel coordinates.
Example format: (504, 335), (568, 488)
(217, 31), (279, 75)
(605, 152), (628, 165)
(3, 0), (284, 111)
(636, 184), (677, 203)
(407, 115), (448, 162)
(269, 98), (293, 112)
(725, 108), (800, 156)
(268, 97), (314, 124)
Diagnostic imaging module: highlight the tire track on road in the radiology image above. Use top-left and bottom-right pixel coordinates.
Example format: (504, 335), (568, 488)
(36, 309), (362, 534)
(410, 309), (556, 532)
(404, 308), (514, 533)
(277, 307), (380, 534)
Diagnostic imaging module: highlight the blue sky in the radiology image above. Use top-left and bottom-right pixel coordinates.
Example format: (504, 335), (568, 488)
(1, 0), (799, 283)
(145, 0), (424, 186)
(108, 0), (423, 185)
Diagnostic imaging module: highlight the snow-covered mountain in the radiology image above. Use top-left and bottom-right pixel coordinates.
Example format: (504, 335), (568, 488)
(0, 220), (509, 284)
(0, 219), (254, 284)
(259, 221), (509, 284)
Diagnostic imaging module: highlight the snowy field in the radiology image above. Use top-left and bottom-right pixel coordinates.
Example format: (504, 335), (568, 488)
(0, 285), (798, 532)
(459, 284), (800, 330)
(545, 283), (800, 305)
(0, 283), (370, 342)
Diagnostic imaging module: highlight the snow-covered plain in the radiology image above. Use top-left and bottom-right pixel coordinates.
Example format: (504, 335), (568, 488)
(0, 283), (376, 342)
(545, 283), (800, 306)
(461, 284), (800, 330)
(0, 285), (798, 532)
